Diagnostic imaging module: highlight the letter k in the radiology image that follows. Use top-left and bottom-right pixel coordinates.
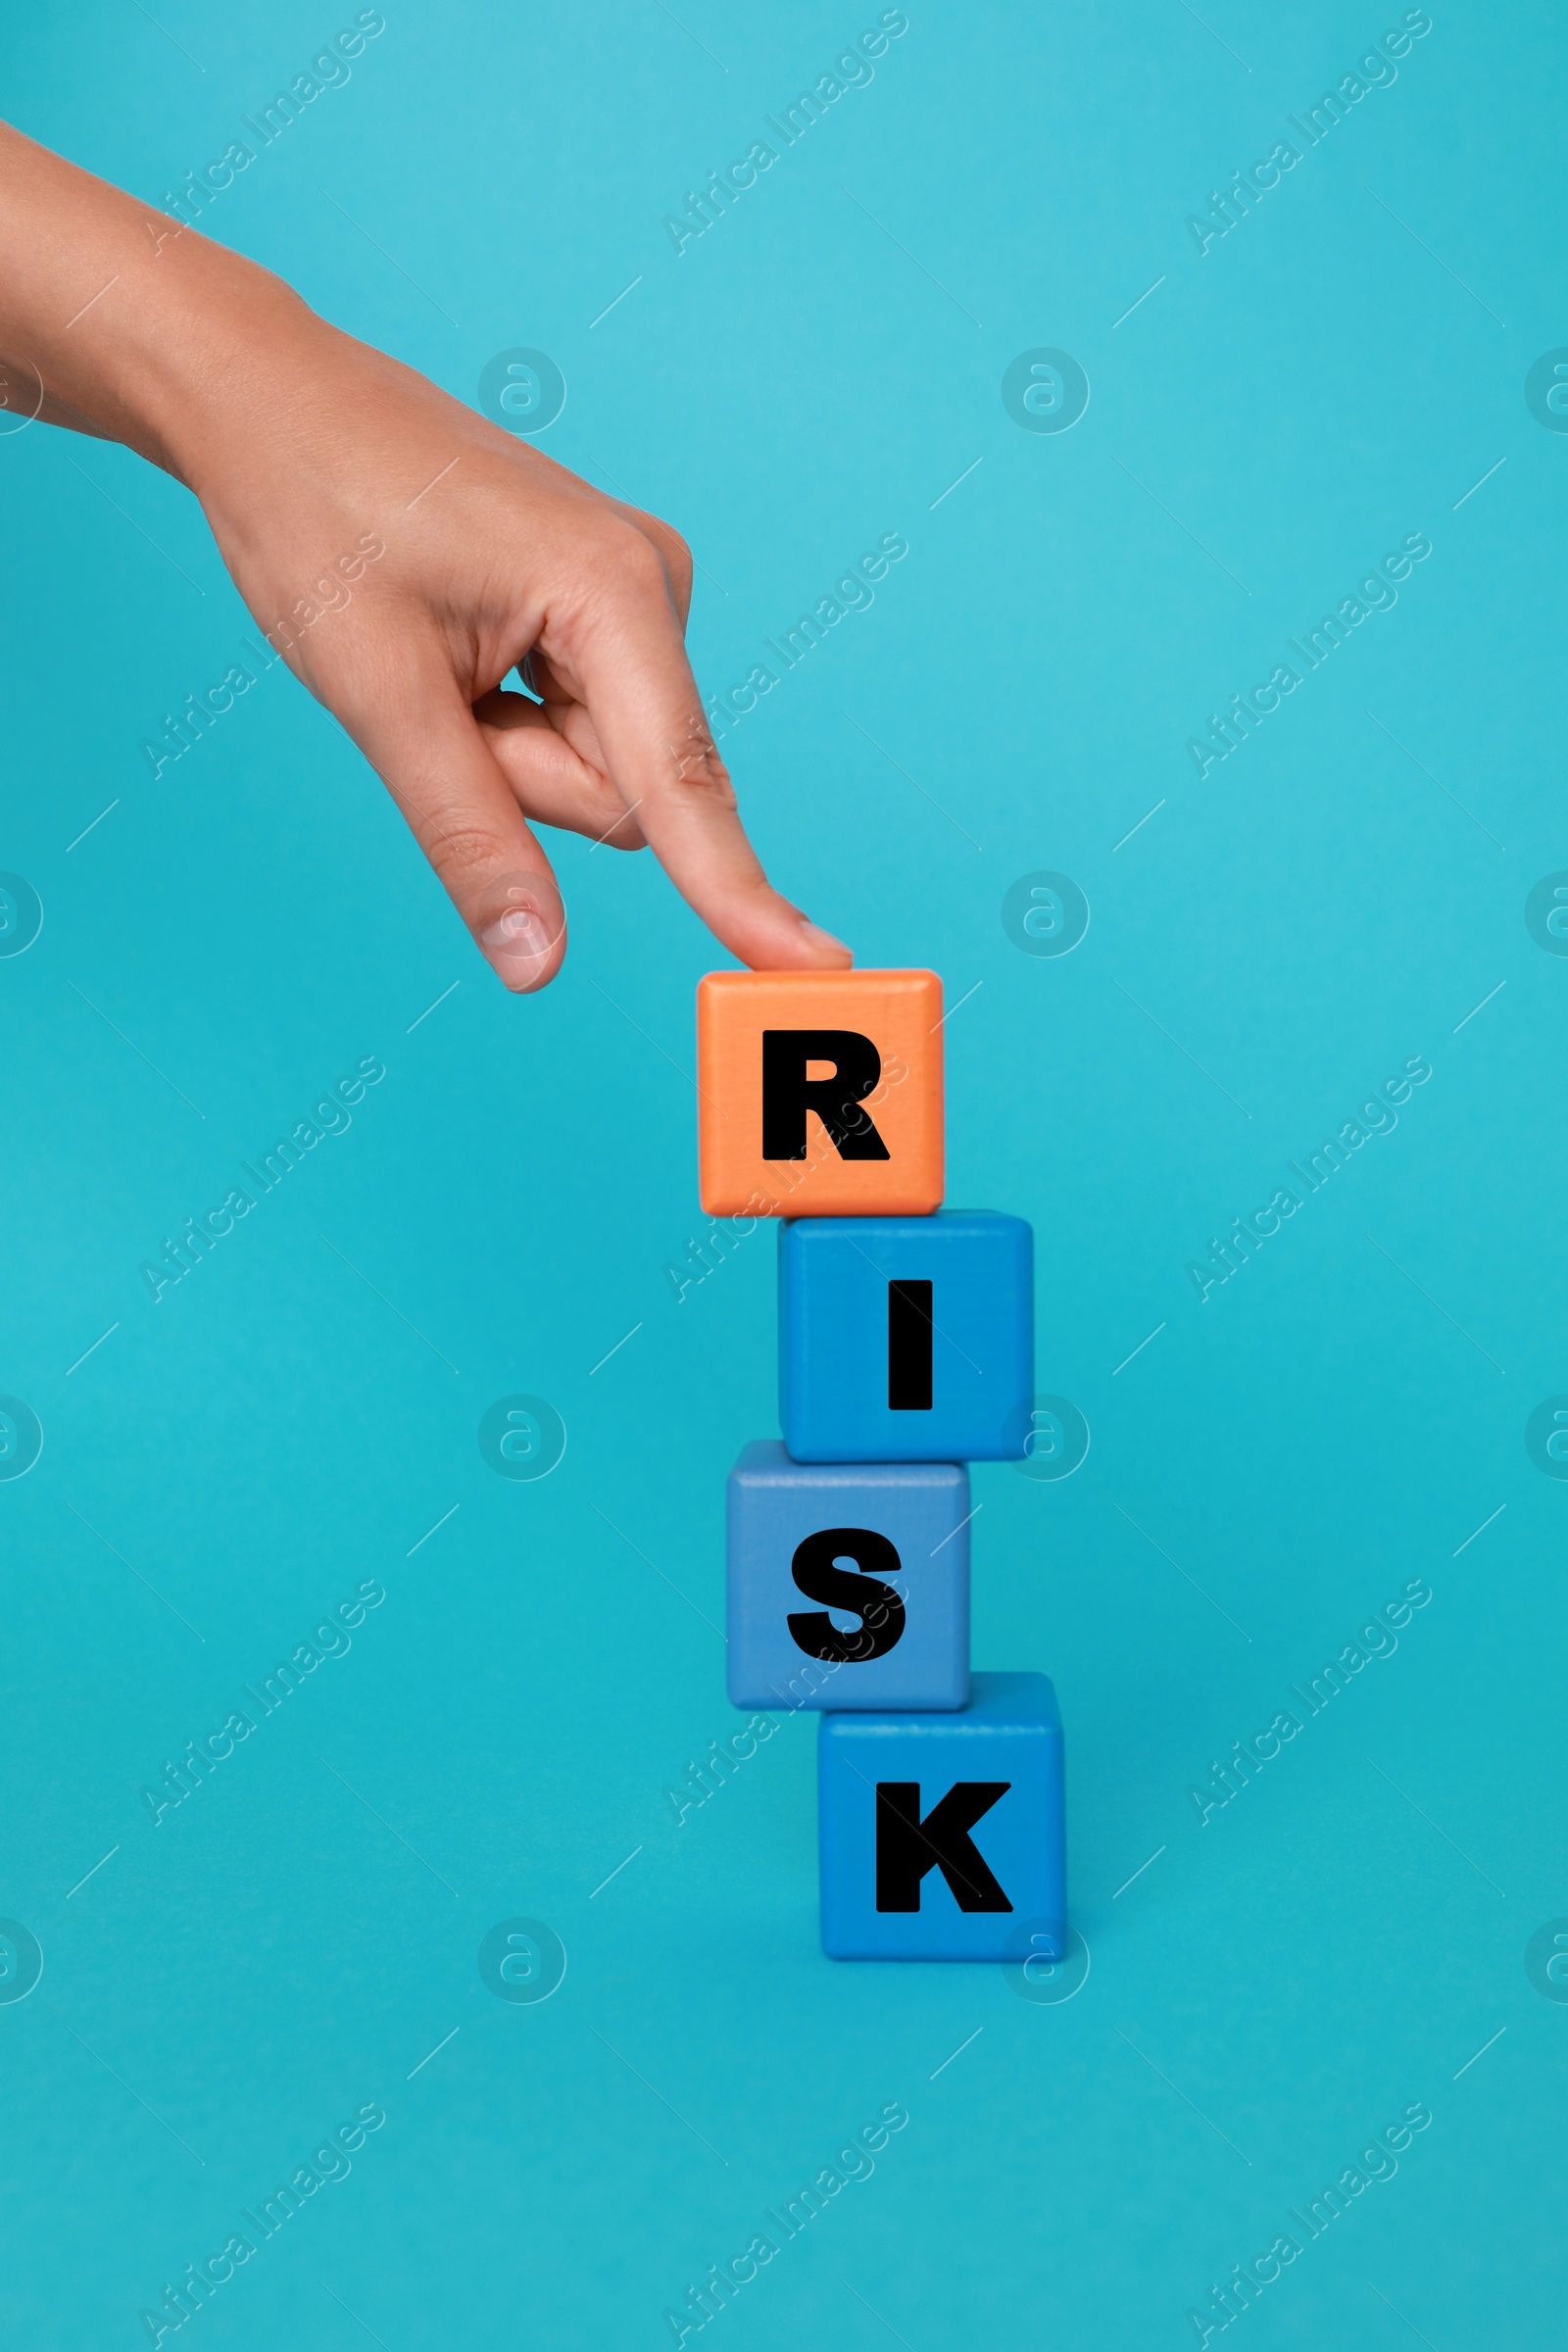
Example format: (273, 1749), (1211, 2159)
(875, 1781), (1012, 1912)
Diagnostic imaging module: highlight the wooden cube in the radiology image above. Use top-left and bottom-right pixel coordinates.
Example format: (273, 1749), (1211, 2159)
(697, 969), (944, 1217)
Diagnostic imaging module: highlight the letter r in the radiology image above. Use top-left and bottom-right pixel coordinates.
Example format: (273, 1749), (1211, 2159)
(760, 1029), (890, 1159)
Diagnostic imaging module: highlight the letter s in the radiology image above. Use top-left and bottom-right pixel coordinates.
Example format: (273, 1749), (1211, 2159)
(787, 1528), (906, 1662)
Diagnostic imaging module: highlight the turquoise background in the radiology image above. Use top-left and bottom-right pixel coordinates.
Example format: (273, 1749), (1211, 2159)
(1, 0), (1564, 2343)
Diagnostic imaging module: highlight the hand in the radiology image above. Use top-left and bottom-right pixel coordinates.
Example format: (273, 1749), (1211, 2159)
(0, 122), (855, 992)
(186, 321), (856, 992)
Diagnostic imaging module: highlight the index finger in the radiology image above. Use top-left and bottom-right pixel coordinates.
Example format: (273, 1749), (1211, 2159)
(560, 531), (852, 973)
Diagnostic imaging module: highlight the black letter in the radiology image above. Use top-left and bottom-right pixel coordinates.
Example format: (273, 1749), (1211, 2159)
(887, 1279), (933, 1408)
(760, 1030), (890, 1159)
(875, 1782), (1012, 1911)
(787, 1528), (906, 1662)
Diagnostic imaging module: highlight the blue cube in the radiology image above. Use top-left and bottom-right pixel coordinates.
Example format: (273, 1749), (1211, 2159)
(818, 1672), (1065, 1961)
(726, 1442), (969, 1713)
(779, 1212), (1033, 1462)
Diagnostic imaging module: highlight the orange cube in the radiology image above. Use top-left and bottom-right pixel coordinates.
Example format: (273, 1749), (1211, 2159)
(697, 969), (944, 1217)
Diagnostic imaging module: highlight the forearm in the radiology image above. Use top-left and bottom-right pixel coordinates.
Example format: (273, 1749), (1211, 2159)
(0, 119), (314, 482)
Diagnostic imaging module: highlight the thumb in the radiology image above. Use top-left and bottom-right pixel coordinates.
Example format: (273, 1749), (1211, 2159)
(344, 649), (568, 993)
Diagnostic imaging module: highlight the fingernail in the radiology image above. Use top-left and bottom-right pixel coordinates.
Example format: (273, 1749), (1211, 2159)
(797, 916), (851, 958)
(478, 875), (565, 991)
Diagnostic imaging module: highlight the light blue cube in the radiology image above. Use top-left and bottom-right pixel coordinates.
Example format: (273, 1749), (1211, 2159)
(726, 1442), (969, 1712)
(818, 1672), (1065, 1961)
(779, 1211), (1033, 1462)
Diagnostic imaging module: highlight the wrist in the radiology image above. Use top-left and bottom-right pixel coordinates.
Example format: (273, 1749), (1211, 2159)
(92, 230), (318, 488)
(0, 124), (311, 478)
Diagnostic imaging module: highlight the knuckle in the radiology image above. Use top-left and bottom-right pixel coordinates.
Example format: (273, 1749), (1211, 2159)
(656, 522), (693, 590)
(663, 713), (736, 809)
(616, 503), (691, 586)
(613, 528), (669, 595)
(419, 814), (514, 880)
(570, 521), (664, 612)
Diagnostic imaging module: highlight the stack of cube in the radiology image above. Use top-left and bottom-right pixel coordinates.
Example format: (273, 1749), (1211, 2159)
(696, 968), (1067, 1962)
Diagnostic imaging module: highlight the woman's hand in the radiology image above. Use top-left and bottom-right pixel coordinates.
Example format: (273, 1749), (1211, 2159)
(0, 122), (854, 990)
